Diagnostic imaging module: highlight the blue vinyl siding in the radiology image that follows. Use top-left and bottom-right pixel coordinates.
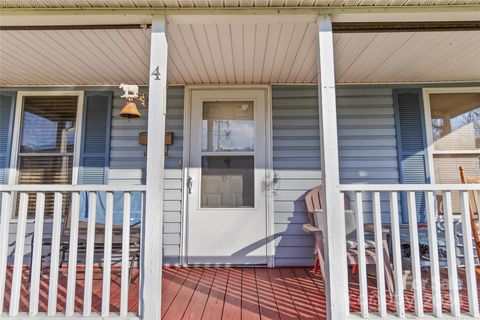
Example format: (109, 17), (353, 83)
(109, 86), (184, 265)
(272, 85), (399, 266)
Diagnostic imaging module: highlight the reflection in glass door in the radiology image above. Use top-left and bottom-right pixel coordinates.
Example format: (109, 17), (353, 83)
(201, 101), (255, 208)
(187, 89), (268, 265)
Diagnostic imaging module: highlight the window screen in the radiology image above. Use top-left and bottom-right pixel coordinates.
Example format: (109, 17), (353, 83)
(17, 96), (78, 217)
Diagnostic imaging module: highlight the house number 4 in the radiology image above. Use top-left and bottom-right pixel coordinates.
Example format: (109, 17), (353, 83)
(151, 66), (161, 80)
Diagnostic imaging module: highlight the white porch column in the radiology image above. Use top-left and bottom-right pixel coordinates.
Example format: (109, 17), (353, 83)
(316, 14), (349, 320)
(141, 15), (167, 320)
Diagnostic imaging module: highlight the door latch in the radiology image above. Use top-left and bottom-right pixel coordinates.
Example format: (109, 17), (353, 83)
(187, 176), (193, 194)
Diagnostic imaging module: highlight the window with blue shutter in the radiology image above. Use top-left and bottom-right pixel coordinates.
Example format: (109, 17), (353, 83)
(394, 89), (429, 223)
(0, 92), (15, 185)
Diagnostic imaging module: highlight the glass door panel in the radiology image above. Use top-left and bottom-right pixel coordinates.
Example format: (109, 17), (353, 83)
(201, 101), (255, 209)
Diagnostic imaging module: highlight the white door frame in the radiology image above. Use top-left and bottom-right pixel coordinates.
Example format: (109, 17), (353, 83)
(181, 85), (274, 267)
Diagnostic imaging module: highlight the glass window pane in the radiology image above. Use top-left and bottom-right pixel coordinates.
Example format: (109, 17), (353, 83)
(18, 156), (73, 217)
(430, 93), (480, 151)
(20, 96), (78, 153)
(201, 156), (254, 208)
(18, 156), (73, 184)
(434, 154), (480, 214)
(202, 101), (254, 152)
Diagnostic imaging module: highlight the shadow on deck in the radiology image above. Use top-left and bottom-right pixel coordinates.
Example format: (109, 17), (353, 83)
(2, 266), (477, 319)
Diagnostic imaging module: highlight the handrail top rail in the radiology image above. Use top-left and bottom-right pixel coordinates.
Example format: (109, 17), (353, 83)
(339, 183), (480, 192)
(0, 184), (147, 192)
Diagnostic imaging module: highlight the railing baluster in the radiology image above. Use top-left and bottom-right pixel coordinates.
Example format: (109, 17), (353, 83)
(354, 192), (368, 318)
(425, 191), (442, 317)
(389, 191), (405, 318)
(83, 192), (97, 316)
(0, 192), (12, 314)
(47, 192), (63, 316)
(443, 191), (461, 316)
(29, 192), (45, 316)
(372, 191), (387, 317)
(9, 192), (28, 316)
(407, 191), (424, 317)
(460, 190), (479, 317)
(102, 191), (114, 317)
(65, 191), (80, 316)
(339, 192), (350, 317)
(121, 192), (131, 317)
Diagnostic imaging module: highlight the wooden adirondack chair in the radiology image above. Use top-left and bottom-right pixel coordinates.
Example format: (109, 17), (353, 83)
(459, 166), (480, 275)
(302, 186), (395, 293)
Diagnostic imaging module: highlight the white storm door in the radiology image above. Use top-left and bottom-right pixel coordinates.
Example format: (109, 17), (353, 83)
(187, 89), (268, 265)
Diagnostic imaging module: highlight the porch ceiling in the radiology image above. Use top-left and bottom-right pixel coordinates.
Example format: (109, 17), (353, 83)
(0, 21), (479, 86)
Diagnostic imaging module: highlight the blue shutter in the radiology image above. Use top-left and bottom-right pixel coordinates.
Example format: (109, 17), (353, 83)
(79, 92), (112, 184)
(394, 89), (429, 223)
(79, 92), (112, 223)
(0, 92), (15, 185)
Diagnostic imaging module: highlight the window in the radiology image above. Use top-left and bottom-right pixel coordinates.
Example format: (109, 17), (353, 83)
(427, 90), (480, 213)
(13, 94), (82, 217)
(200, 101), (255, 208)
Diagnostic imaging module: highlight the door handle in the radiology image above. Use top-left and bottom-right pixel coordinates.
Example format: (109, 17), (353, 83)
(187, 176), (193, 194)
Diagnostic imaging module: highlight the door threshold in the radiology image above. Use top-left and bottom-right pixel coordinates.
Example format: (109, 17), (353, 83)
(186, 263), (268, 268)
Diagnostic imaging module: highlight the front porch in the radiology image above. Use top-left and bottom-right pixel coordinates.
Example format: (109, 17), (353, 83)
(1, 2), (480, 319)
(1, 266), (477, 319)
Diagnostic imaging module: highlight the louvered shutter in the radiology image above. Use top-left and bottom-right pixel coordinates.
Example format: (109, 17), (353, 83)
(394, 89), (429, 223)
(0, 92), (15, 184)
(79, 92), (112, 223)
(79, 92), (112, 184)
(0, 92), (15, 210)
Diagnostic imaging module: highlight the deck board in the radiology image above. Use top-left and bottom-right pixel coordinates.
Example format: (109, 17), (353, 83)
(1, 266), (478, 319)
(201, 268), (228, 320)
(221, 268), (242, 320)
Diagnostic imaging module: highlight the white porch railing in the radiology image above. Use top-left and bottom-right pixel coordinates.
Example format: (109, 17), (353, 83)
(0, 184), (146, 319)
(339, 184), (480, 319)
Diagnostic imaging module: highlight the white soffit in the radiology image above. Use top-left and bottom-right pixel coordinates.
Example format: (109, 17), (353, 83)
(334, 30), (480, 83)
(0, 29), (151, 86)
(0, 25), (479, 86)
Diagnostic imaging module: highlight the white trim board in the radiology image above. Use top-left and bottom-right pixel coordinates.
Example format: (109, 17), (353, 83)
(422, 86), (480, 184)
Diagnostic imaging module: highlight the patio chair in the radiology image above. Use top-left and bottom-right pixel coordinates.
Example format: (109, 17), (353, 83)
(302, 186), (395, 293)
(459, 166), (480, 274)
(33, 193), (141, 283)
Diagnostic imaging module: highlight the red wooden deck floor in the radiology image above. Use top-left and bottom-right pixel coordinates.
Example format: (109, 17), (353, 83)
(2, 266), (478, 319)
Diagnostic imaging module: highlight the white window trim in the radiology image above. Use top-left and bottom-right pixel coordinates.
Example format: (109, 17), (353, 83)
(8, 91), (85, 219)
(422, 87), (480, 184)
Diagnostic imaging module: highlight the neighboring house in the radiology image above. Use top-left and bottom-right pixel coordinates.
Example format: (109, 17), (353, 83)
(0, 1), (480, 319)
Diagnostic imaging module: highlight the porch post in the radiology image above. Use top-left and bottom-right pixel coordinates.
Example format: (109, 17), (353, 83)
(316, 14), (349, 319)
(141, 15), (167, 320)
